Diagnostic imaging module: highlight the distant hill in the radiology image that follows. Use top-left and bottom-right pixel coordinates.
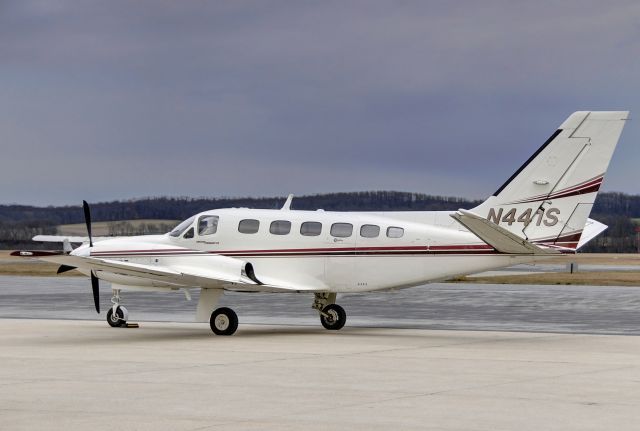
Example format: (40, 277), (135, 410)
(0, 192), (482, 224)
(0, 191), (638, 252)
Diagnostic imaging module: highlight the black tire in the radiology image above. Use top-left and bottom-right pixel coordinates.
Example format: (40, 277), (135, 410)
(210, 307), (238, 336)
(320, 304), (346, 330)
(106, 307), (126, 327)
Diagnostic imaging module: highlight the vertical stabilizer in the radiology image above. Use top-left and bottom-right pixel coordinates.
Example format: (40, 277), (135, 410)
(471, 111), (628, 249)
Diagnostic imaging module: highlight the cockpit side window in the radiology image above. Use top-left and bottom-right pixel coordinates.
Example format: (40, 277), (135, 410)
(183, 227), (194, 239)
(198, 215), (219, 236)
(169, 216), (195, 237)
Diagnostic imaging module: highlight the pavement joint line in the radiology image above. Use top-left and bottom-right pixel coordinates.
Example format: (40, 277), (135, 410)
(20, 357), (621, 429)
(249, 362), (640, 421)
(316, 333), (562, 359)
(0, 407), (236, 425)
(149, 361), (638, 429)
(440, 390), (639, 408)
(310, 363), (640, 413)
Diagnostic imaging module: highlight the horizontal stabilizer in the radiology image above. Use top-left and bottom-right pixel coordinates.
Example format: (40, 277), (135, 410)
(451, 209), (559, 255)
(577, 218), (608, 250)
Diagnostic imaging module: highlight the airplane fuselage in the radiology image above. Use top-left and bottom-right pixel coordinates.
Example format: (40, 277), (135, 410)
(78, 208), (543, 293)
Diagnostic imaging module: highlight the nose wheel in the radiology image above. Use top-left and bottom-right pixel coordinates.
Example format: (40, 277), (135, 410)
(106, 306), (128, 327)
(106, 289), (128, 327)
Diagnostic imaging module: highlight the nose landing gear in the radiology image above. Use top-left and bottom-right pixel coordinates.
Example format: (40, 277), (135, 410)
(106, 289), (128, 327)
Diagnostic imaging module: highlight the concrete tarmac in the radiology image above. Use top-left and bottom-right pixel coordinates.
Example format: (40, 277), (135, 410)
(3, 276), (640, 429)
(1, 318), (640, 430)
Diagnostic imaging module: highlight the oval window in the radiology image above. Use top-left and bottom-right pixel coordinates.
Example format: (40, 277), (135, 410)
(238, 219), (260, 234)
(331, 223), (353, 238)
(270, 220), (291, 235)
(386, 226), (404, 238)
(360, 224), (380, 238)
(300, 222), (322, 236)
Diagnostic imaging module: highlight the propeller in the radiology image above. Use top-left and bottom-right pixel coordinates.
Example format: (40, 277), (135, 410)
(91, 272), (100, 314)
(83, 200), (93, 248)
(83, 200), (100, 313)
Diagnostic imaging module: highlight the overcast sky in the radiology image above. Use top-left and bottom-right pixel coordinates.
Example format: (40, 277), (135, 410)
(1, 0), (639, 206)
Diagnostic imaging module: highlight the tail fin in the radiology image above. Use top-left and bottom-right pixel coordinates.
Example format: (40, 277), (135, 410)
(471, 111), (628, 250)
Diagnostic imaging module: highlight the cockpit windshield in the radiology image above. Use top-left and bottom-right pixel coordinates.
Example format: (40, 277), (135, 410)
(169, 216), (196, 237)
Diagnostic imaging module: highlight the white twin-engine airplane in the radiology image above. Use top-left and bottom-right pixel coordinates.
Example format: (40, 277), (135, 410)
(14, 111), (629, 335)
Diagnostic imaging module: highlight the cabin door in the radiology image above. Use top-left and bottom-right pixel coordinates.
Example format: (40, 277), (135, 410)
(324, 222), (356, 290)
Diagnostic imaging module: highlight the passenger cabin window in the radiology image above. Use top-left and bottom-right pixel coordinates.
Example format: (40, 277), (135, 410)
(238, 219), (260, 234)
(183, 227), (194, 239)
(169, 216), (195, 237)
(387, 226), (404, 238)
(360, 224), (380, 238)
(300, 221), (322, 236)
(270, 220), (291, 235)
(331, 223), (353, 238)
(198, 215), (219, 236)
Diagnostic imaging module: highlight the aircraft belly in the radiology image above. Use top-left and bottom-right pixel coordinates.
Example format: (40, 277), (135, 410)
(325, 256), (356, 291)
(354, 256), (427, 291)
(350, 254), (545, 291)
(419, 254), (540, 282)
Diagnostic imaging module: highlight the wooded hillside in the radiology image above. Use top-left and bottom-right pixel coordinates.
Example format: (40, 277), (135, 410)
(0, 191), (637, 252)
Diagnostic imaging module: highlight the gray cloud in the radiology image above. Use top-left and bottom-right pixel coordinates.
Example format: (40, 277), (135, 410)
(1, 0), (639, 205)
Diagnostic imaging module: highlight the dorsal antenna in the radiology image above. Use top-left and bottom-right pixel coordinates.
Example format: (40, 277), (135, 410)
(281, 194), (294, 210)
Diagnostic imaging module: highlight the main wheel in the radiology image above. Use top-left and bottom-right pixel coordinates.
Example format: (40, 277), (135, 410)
(320, 304), (346, 330)
(106, 306), (127, 327)
(210, 307), (238, 336)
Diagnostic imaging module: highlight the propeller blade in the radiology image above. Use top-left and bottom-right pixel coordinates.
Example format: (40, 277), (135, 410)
(57, 265), (77, 274)
(91, 272), (100, 314)
(82, 200), (93, 247)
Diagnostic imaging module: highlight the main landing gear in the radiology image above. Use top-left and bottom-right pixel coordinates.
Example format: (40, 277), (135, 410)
(106, 289), (129, 328)
(312, 293), (347, 331)
(204, 293), (346, 336)
(209, 307), (239, 336)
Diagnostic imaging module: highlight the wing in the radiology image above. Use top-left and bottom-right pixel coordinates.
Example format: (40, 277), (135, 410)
(451, 209), (560, 254)
(33, 253), (317, 292)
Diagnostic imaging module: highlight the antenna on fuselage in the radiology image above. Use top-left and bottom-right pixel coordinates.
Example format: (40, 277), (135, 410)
(281, 194), (294, 210)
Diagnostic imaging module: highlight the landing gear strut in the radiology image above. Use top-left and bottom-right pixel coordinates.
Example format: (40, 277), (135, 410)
(312, 293), (347, 331)
(106, 289), (128, 327)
